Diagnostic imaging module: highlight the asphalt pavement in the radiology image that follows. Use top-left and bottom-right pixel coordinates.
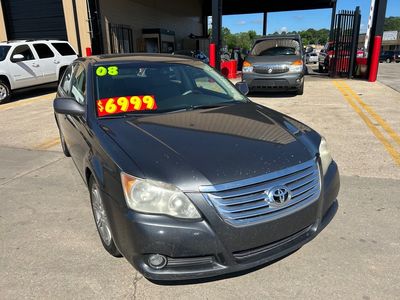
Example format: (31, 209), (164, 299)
(0, 70), (399, 299)
(377, 62), (400, 92)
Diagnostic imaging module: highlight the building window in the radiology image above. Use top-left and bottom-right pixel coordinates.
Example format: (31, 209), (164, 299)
(109, 24), (134, 54)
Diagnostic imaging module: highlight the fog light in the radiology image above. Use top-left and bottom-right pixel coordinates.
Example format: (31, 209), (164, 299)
(296, 78), (301, 83)
(148, 254), (167, 269)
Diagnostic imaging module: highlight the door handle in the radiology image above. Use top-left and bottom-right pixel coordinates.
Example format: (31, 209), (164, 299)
(32, 63), (39, 67)
(54, 60), (60, 64)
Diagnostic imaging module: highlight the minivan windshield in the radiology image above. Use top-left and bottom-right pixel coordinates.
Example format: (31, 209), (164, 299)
(94, 62), (247, 117)
(251, 39), (300, 56)
(0, 46), (11, 61)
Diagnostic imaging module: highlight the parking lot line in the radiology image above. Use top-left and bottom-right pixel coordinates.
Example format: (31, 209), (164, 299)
(34, 137), (60, 150)
(0, 95), (53, 112)
(333, 80), (400, 167)
(337, 81), (400, 146)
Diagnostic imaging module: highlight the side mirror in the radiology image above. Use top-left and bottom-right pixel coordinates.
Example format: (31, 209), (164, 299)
(11, 54), (25, 62)
(235, 81), (249, 95)
(54, 98), (85, 116)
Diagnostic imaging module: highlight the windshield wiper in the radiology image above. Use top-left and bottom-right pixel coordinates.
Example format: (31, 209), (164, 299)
(166, 101), (244, 114)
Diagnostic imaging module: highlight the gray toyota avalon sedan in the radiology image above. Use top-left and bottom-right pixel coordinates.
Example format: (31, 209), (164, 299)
(53, 54), (339, 281)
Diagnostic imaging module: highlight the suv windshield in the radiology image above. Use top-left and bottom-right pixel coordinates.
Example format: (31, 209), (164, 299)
(251, 39), (300, 56)
(0, 46), (11, 61)
(94, 62), (247, 117)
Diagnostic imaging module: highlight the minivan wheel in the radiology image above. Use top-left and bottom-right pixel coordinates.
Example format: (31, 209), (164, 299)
(0, 80), (11, 104)
(296, 83), (304, 95)
(89, 177), (122, 257)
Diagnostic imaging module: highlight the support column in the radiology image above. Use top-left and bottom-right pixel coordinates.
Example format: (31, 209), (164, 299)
(329, 0), (337, 41)
(262, 12), (267, 36)
(0, 3), (7, 41)
(212, 0), (222, 70)
(368, 0), (387, 81)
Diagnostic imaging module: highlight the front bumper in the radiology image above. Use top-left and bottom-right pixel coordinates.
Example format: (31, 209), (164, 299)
(103, 161), (340, 281)
(242, 72), (304, 92)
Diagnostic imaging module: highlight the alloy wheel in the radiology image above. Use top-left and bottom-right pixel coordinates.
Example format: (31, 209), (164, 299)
(91, 185), (112, 246)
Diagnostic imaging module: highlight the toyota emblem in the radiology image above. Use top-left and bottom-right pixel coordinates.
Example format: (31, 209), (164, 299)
(266, 186), (292, 207)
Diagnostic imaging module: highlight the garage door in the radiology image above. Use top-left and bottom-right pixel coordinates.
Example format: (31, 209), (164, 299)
(2, 0), (67, 40)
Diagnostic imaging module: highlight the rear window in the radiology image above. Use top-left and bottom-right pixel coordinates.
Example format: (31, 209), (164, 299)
(33, 43), (54, 58)
(51, 43), (76, 56)
(251, 39), (300, 56)
(0, 46), (11, 61)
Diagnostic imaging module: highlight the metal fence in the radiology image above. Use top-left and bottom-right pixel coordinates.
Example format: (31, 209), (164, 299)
(330, 7), (361, 78)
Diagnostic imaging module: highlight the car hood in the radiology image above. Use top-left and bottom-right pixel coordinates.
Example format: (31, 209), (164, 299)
(99, 103), (316, 191)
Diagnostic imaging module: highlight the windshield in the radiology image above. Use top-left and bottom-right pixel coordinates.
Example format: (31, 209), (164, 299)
(0, 46), (11, 61)
(94, 62), (247, 117)
(251, 39), (300, 56)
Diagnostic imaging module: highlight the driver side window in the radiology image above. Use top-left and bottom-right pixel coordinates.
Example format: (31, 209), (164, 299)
(11, 45), (35, 61)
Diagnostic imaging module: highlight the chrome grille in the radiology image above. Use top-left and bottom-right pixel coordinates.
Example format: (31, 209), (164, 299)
(200, 159), (321, 226)
(253, 64), (289, 74)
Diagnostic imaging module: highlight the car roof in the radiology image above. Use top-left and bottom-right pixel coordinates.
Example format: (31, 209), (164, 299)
(0, 39), (68, 45)
(80, 53), (199, 65)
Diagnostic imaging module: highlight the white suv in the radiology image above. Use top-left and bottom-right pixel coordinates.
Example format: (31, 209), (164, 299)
(0, 40), (78, 103)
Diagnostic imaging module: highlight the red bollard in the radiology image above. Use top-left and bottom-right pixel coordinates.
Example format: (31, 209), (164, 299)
(209, 43), (216, 68)
(368, 36), (382, 82)
(85, 47), (92, 57)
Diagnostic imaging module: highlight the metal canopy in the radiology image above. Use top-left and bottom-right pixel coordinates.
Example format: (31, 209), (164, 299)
(204, 0), (336, 16)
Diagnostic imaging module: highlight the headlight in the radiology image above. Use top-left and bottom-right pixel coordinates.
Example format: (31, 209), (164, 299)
(120, 172), (201, 219)
(288, 60), (303, 73)
(319, 137), (333, 175)
(242, 61), (253, 73)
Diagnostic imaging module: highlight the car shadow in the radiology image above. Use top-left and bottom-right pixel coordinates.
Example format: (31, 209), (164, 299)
(4, 83), (57, 104)
(248, 91), (298, 98)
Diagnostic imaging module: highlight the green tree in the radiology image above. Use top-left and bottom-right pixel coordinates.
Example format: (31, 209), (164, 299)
(384, 17), (400, 31)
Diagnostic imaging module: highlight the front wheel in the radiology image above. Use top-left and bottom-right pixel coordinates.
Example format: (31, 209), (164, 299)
(0, 80), (11, 104)
(89, 176), (122, 257)
(296, 83), (304, 95)
(318, 64), (324, 73)
(386, 58), (391, 63)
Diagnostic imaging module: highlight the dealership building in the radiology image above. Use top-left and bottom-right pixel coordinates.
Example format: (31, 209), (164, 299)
(0, 0), (207, 56)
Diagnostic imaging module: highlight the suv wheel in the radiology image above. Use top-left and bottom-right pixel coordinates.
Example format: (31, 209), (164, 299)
(89, 176), (122, 257)
(0, 80), (10, 104)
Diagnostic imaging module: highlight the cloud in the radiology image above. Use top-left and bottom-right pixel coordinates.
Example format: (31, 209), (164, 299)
(236, 20), (247, 25)
(278, 26), (288, 33)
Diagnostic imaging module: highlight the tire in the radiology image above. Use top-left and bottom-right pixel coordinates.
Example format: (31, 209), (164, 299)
(58, 67), (67, 84)
(59, 130), (71, 157)
(318, 64), (324, 73)
(0, 80), (11, 104)
(296, 83), (304, 95)
(89, 176), (122, 257)
(386, 58), (391, 63)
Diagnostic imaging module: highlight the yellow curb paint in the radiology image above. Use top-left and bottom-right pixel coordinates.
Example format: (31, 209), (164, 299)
(333, 80), (400, 167)
(337, 81), (400, 147)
